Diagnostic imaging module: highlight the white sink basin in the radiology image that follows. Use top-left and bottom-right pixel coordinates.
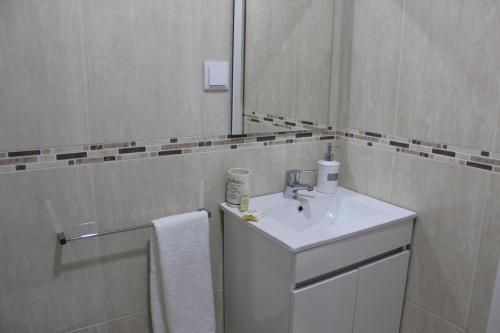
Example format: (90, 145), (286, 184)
(220, 187), (416, 252)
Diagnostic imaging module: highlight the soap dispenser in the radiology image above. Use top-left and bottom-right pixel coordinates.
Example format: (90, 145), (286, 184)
(316, 143), (340, 194)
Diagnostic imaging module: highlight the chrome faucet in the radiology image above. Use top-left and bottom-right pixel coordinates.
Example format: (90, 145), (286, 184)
(283, 170), (315, 199)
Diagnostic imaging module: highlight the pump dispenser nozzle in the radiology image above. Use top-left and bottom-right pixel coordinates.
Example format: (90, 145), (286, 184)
(324, 143), (334, 161)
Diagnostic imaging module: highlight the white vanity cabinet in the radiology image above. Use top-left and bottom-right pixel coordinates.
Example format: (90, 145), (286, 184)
(221, 188), (416, 333)
(291, 270), (358, 333)
(222, 204), (414, 333)
(290, 251), (410, 333)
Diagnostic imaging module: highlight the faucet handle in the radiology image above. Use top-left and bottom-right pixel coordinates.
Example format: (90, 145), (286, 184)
(285, 169), (316, 185)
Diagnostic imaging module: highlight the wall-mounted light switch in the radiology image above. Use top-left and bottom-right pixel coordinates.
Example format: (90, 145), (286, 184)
(204, 61), (229, 91)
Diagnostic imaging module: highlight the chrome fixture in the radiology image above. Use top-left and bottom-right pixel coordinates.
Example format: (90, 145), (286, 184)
(57, 208), (211, 246)
(283, 170), (315, 199)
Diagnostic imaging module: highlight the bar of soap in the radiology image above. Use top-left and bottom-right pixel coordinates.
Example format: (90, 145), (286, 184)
(241, 210), (265, 222)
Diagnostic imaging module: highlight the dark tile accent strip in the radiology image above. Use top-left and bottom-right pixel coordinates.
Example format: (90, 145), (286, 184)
(256, 136), (276, 142)
(420, 152), (430, 158)
(432, 148), (456, 158)
(320, 136), (335, 140)
(296, 132), (313, 138)
(365, 131), (382, 138)
(227, 134), (247, 139)
(90, 145), (103, 150)
(15, 165), (26, 171)
(285, 121), (296, 127)
(104, 156), (116, 162)
(286, 139), (294, 144)
(56, 152), (87, 160)
(471, 156), (500, 166)
(412, 139), (422, 145)
(466, 161), (493, 171)
(263, 117), (274, 122)
(481, 151), (490, 157)
(158, 149), (182, 156)
(390, 141), (410, 149)
(198, 141), (212, 147)
(301, 120), (314, 126)
(8, 150), (41, 157)
(118, 147), (146, 154)
(250, 119), (260, 123)
(170, 138), (178, 143)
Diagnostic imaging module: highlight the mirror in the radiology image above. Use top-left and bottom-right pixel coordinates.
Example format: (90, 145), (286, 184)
(232, 0), (336, 134)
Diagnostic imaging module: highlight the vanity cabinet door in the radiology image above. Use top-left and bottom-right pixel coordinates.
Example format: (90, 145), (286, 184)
(353, 251), (410, 333)
(291, 270), (358, 333)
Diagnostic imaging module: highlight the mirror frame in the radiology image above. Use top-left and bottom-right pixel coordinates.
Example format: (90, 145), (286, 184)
(232, 0), (245, 134)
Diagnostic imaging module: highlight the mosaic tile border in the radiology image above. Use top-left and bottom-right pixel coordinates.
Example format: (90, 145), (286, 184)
(338, 127), (500, 175)
(244, 112), (331, 131)
(0, 125), (498, 176)
(0, 130), (336, 175)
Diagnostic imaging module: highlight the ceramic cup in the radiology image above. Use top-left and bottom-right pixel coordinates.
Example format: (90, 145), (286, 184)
(226, 168), (251, 207)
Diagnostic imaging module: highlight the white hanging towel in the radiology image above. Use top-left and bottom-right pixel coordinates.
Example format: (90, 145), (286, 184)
(150, 210), (215, 333)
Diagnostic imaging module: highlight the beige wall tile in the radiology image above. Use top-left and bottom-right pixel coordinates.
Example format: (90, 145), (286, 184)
(390, 154), (490, 327)
(406, 230), (480, 329)
(397, 0), (500, 151)
(0, 167), (106, 333)
(337, 142), (394, 202)
(243, 119), (279, 134)
(92, 155), (204, 319)
(0, 0), (89, 151)
(400, 301), (463, 333)
(214, 290), (224, 333)
(245, 3), (296, 117)
(391, 154), (489, 248)
(335, 0), (403, 134)
(247, 0), (302, 11)
(286, 140), (329, 171)
(293, 0), (334, 124)
(467, 175), (500, 333)
(83, 0), (231, 144)
(495, 115), (500, 153)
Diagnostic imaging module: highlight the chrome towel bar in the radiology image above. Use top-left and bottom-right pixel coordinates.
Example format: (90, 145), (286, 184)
(57, 208), (211, 246)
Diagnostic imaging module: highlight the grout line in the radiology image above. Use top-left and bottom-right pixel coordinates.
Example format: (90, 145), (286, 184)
(463, 172), (494, 329)
(492, 107), (499, 153)
(291, 2), (299, 120)
(406, 300), (465, 332)
(388, 144), (397, 202)
(246, 0), (309, 13)
(393, 0), (407, 136)
(65, 310), (147, 333)
(77, 0), (91, 147)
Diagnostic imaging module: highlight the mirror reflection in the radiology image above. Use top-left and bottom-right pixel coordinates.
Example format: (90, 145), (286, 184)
(242, 0), (335, 133)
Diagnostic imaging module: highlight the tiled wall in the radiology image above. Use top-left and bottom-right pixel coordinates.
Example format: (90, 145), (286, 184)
(0, 137), (330, 332)
(0, 0), (233, 152)
(244, 0), (334, 124)
(334, 0), (500, 152)
(0, 1), (337, 332)
(333, 0), (500, 332)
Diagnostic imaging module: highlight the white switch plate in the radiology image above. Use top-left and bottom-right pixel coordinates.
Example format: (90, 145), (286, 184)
(204, 61), (229, 91)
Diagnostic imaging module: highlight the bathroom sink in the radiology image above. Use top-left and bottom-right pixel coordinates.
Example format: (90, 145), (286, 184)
(220, 187), (416, 252)
(222, 187), (417, 332)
